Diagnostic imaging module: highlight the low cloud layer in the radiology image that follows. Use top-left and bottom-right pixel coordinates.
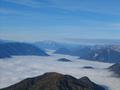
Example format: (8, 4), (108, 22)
(0, 51), (120, 90)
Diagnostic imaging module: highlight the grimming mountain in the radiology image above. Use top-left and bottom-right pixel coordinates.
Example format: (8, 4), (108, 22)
(0, 42), (48, 58)
(0, 72), (105, 90)
(54, 47), (71, 55)
(35, 40), (64, 50)
(35, 40), (80, 50)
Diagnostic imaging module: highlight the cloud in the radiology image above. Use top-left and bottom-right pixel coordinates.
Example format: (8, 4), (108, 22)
(0, 0), (120, 41)
(0, 8), (31, 16)
(2, 0), (52, 8)
(65, 38), (120, 45)
(0, 52), (120, 90)
(2, 0), (120, 15)
(3, 0), (120, 16)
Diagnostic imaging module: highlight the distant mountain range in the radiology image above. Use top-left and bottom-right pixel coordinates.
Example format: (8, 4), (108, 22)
(35, 40), (120, 63)
(0, 42), (48, 58)
(108, 63), (120, 77)
(0, 72), (105, 90)
(54, 45), (120, 63)
(1, 40), (120, 63)
(35, 40), (80, 50)
(0, 39), (12, 44)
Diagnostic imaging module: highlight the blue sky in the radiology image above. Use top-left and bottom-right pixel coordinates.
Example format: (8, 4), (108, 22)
(0, 0), (120, 42)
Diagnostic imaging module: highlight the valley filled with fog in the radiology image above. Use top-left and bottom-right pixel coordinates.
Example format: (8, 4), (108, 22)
(0, 50), (120, 90)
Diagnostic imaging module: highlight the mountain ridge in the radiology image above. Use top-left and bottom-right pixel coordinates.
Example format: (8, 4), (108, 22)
(0, 72), (105, 90)
(0, 42), (48, 58)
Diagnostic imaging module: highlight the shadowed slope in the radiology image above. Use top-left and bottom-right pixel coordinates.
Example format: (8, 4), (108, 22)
(109, 63), (120, 77)
(0, 42), (48, 58)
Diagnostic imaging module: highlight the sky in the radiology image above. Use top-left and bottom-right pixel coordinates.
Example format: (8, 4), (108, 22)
(0, 0), (120, 42)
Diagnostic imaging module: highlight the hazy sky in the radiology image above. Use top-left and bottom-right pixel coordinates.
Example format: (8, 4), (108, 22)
(0, 0), (120, 42)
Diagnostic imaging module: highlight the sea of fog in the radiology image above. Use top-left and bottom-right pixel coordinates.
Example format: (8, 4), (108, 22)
(0, 50), (120, 90)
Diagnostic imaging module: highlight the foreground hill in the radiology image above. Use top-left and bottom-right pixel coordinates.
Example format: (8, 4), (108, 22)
(108, 63), (120, 77)
(0, 72), (105, 90)
(0, 42), (48, 58)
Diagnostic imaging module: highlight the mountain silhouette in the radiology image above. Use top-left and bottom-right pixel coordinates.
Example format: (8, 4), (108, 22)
(0, 42), (48, 58)
(0, 72), (105, 90)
